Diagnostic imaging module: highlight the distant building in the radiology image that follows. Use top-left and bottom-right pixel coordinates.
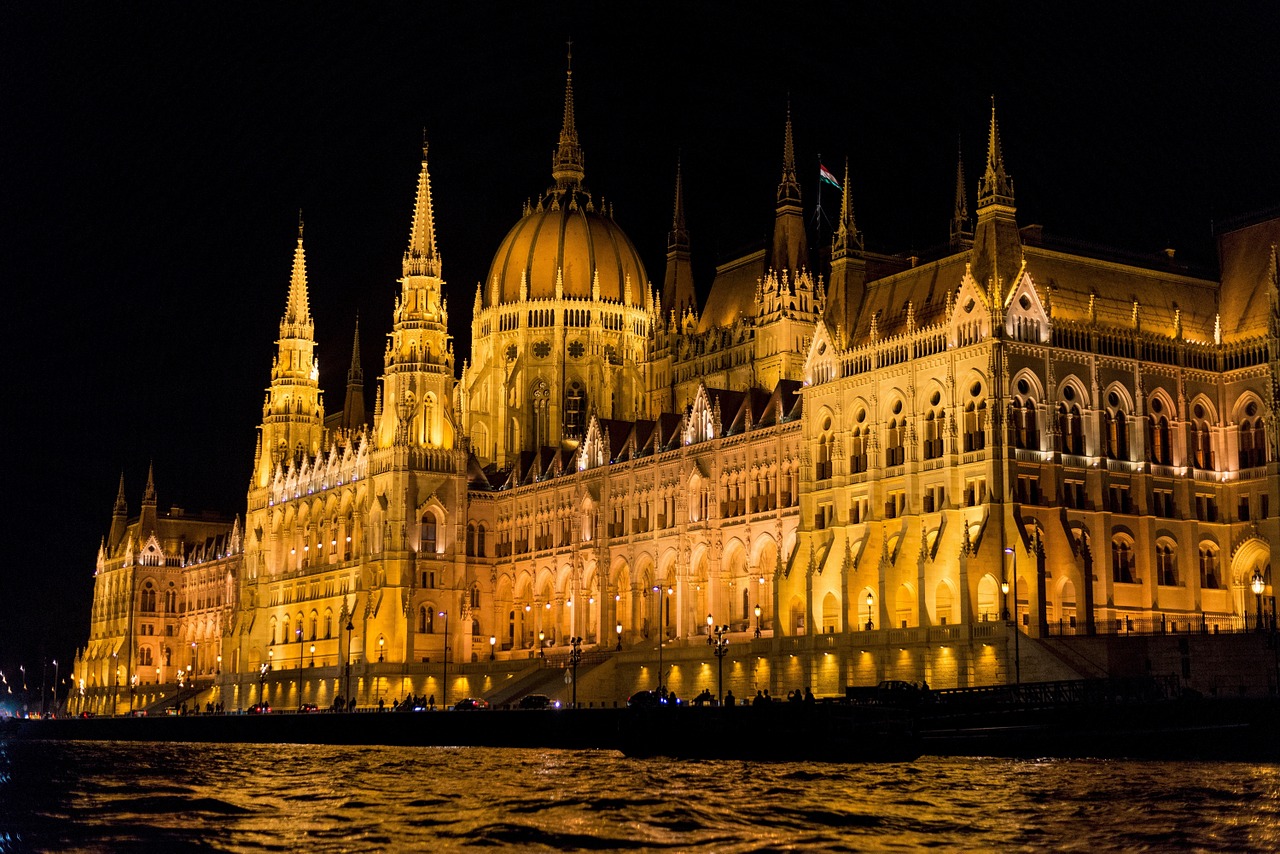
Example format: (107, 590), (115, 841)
(72, 65), (1279, 714)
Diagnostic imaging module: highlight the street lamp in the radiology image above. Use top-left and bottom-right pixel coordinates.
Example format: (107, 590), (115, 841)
(616, 623), (623, 650)
(1252, 570), (1266, 632)
(708, 616), (729, 705)
(52, 659), (58, 716)
(865, 592), (874, 631)
(129, 674), (138, 715)
(378, 636), (385, 663)
(1004, 546), (1021, 686)
(489, 635), (496, 660)
(754, 604), (762, 638)
(191, 642), (197, 678)
(538, 631), (545, 658)
(569, 636), (583, 708)
(111, 652), (119, 717)
(309, 643), (315, 668)
(439, 610), (449, 709)
(344, 618), (354, 708)
(654, 586), (672, 693)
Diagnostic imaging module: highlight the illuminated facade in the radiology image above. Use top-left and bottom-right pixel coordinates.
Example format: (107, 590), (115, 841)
(73, 69), (1279, 714)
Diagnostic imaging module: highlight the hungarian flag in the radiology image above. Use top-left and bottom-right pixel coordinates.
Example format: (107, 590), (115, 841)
(818, 163), (841, 190)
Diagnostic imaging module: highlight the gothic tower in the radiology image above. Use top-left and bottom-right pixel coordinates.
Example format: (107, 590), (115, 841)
(254, 223), (326, 489)
(375, 138), (456, 450)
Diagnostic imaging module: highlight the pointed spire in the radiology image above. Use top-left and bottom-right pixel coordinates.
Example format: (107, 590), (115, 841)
(342, 315), (367, 430)
(663, 156), (695, 317)
(403, 131), (441, 278)
(669, 155), (689, 248)
(833, 158), (861, 254)
(950, 141), (973, 248)
(776, 99), (801, 205)
(143, 461), (156, 506)
(978, 97), (1015, 209)
(113, 472), (127, 515)
(284, 215), (312, 326)
(771, 101), (808, 273)
(551, 44), (585, 189)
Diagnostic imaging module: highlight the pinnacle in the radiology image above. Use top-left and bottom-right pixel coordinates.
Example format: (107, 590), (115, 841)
(404, 134), (441, 278)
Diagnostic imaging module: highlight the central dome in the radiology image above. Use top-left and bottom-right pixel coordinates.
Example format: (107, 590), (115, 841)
(485, 188), (648, 308)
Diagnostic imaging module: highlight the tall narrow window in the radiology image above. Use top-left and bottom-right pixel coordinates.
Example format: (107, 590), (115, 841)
(422, 513), (438, 554)
(564, 382), (587, 438)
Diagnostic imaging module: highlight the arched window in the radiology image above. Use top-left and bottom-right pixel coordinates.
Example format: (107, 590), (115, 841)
(470, 585), (481, 609)
(886, 412), (905, 467)
(1011, 397), (1038, 450)
(1058, 401), (1085, 455)
(923, 391), (945, 460)
(963, 400), (986, 452)
(816, 416), (833, 479)
(1155, 540), (1178, 587)
(1190, 405), (1213, 469)
(1111, 536), (1136, 584)
(476, 524), (487, 557)
(1104, 391), (1129, 460)
(1149, 415), (1172, 465)
(422, 512), (438, 554)
(532, 380), (551, 448)
(1239, 413), (1266, 468)
(324, 612), (332, 639)
(165, 586), (177, 613)
(564, 381), (587, 438)
(1199, 543), (1220, 589)
(269, 616), (277, 646)
(140, 647), (153, 667)
(419, 606), (431, 633)
(850, 426), (868, 473)
(141, 582), (156, 612)
(466, 523), (476, 556)
(309, 613), (318, 641)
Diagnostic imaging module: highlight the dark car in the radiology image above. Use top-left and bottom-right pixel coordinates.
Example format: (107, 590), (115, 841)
(453, 698), (489, 710)
(248, 702), (272, 714)
(299, 703), (319, 713)
(626, 690), (669, 708)
(517, 694), (559, 710)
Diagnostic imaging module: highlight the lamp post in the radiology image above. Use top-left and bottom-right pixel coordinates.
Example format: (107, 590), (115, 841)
(754, 604), (762, 638)
(378, 636), (385, 663)
(653, 586), (672, 693)
(111, 653), (119, 716)
(267, 648), (274, 705)
(191, 642), (197, 680)
(52, 659), (59, 716)
(708, 616), (729, 705)
(489, 635), (496, 660)
(1004, 546), (1021, 686)
(538, 631), (545, 658)
(309, 643), (315, 668)
(344, 618), (354, 708)
(258, 662), (269, 707)
(865, 592), (874, 631)
(129, 674), (138, 715)
(1253, 570), (1266, 632)
(569, 636), (583, 708)
(616, 623), (623, 651)
(439, 610), (449, 710)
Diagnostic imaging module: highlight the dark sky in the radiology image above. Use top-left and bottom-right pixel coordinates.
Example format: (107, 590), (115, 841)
(2, 2), (1277, 692)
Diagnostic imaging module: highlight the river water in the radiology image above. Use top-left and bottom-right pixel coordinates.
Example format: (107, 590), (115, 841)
(1, 739), (1278, 852)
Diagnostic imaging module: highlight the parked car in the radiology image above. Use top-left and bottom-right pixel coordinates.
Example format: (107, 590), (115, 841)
(517, 694), (559, 709)
(626, 690), (669, 708)
(248, 702), (272, 714)
(452, 698), (489, 710)
(299, 703), (319, 713)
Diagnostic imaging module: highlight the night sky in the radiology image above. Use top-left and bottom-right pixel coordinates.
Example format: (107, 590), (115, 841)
(2, 3), (1277, 694)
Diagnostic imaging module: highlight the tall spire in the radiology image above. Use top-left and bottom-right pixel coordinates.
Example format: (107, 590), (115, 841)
(776, 99), (801, 205)
(970, 99), (1022, 293)
(403, 132), (441, 278)
(771, 101), (808, 273)
(143, 461), (156, 506)
(113, 472), (127, 515)
(341, 315), (367, 430)
(663, 156), (695, 317)
(950, 141), (973, 249)
(977, 98), (1014, 209)
(551, 43), (585, 190)
(284, 213), (312, 328)
(832, 158), (861, 255)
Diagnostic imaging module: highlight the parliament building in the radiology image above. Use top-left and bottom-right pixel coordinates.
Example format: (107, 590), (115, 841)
(72, 66), (1280, 714)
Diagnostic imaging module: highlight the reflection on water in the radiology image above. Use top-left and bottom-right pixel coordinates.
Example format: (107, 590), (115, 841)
(1, 739), (1278, 852)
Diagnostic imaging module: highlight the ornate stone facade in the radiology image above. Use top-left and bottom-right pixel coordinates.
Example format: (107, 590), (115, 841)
(72, 71), (1279, 714)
